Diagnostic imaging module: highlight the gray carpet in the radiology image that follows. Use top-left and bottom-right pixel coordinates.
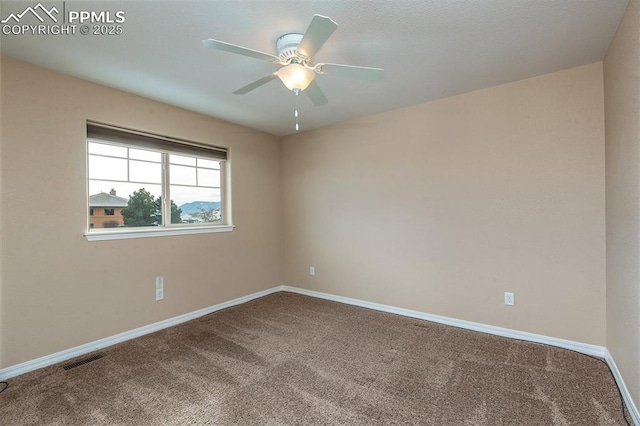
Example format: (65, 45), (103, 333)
(0, 292), (632, 425)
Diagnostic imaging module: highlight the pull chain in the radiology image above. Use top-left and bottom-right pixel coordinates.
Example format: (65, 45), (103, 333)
(293, 90), (301, 132)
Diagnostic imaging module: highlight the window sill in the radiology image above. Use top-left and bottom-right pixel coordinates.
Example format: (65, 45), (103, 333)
(85, 225), (235, 241)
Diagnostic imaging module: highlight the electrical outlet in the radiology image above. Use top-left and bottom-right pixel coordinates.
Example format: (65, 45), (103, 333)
(504, 292), (514, 306)
(309, 266), (315, 276)
(156, 277), (164, 301)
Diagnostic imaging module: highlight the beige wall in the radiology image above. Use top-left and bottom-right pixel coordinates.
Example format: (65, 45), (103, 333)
(0, 57), (282, 368)
(604, 0), (640, 408)
(282, 63), (606, 345)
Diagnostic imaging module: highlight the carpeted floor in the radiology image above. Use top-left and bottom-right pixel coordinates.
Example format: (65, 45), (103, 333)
(0, 292), (632, 425)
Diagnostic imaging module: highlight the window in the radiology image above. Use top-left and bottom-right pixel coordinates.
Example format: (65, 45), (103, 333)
(86, 122), (231, 240)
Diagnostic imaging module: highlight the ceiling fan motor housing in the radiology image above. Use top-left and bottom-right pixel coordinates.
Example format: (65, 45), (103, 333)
(276, 33), (305, 62)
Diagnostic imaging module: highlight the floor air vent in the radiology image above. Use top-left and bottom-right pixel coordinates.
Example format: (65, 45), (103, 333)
(62, 354), (104, 371)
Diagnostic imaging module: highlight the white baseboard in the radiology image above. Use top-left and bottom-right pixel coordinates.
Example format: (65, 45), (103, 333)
(2, 284), (638, 425)
(282, 285), (639, 425)
(605, 349), (640, 425)
(0, 286), (282, 381)
(281, 286), (606, 356)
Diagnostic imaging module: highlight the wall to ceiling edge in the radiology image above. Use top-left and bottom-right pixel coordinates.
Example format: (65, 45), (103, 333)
(0, 56), (282, 369)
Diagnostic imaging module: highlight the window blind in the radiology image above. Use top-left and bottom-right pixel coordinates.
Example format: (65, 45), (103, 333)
(87, 122), (227, 161)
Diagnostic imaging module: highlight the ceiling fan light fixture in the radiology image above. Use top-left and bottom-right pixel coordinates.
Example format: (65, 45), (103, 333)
(277, 64), (315, 92)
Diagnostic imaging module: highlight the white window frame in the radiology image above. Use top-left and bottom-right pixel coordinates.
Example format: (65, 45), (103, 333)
(85, 122), (233, 241)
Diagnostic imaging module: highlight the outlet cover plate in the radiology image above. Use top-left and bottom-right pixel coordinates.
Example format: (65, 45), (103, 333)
(504, 292), (515, 306)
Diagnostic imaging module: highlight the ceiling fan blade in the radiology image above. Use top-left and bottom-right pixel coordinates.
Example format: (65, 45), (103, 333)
(203, 39), (280, 63)
(316, 63), (384, 81)
(297, 15), (338, 58)
(305, 80), (328, 106)
(233, 74), (278, 95)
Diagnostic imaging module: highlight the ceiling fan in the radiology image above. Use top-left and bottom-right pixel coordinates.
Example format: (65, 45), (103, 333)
(202, 15), (384, 106)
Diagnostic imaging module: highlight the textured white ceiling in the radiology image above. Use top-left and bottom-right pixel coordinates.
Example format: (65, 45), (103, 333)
(0, 0), (629, 136)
